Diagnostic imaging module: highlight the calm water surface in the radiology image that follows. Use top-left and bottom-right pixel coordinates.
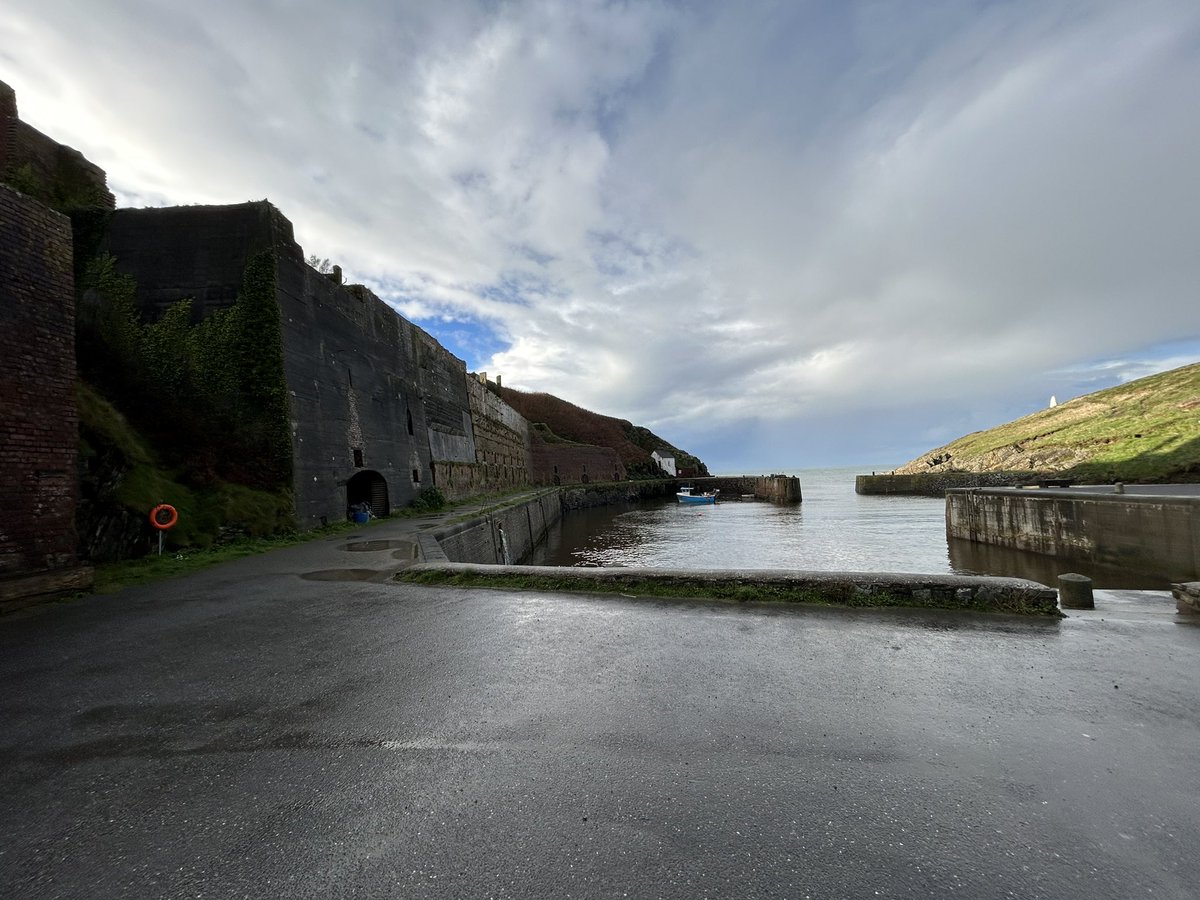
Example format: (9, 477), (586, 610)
(527, 466), (1164, 588)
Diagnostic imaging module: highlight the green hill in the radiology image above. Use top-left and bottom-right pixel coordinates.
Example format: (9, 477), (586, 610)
(494, 385), (709, 479)
(896, 362), (1200, 483)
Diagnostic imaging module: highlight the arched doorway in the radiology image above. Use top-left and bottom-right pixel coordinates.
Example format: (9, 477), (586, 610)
(346, 470), (390, 519)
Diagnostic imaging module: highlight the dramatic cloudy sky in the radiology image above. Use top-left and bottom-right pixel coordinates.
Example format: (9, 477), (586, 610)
(4, 0), (1198, 472)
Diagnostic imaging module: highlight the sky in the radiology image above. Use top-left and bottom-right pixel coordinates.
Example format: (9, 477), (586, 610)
(4, 0), (1199, 474)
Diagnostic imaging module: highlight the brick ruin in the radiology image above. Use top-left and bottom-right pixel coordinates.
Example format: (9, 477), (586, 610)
(0, 185), (93, 608)
(0, 81), (114, 211)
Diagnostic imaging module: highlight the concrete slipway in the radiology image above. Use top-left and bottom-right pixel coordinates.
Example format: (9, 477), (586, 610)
(1, 503), (1198, 899)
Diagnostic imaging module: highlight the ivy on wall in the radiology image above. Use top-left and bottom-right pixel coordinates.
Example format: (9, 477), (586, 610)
(4, 161), (110, 212)
(76, 250), (293, 492)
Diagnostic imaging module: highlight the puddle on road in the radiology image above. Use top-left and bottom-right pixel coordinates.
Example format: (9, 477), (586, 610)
(299, 569), (386, 582)
(340, 540), (413, 552)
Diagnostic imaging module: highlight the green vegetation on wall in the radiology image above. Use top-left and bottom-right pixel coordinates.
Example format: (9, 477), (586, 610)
(74, 248), (296, 555)
(3, 161), (110, 212)
(77, 249), (292, 491)
(78, 382), (294, 553)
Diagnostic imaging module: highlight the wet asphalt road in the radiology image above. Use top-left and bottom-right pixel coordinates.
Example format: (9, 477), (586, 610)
(2, 536), (1199, 899)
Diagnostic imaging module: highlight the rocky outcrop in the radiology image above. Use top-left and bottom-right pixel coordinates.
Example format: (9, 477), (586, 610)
(1173, 582), (1200, 616)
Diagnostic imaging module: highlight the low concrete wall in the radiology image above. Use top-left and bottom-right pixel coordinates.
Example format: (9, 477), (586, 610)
(433, 491), (563, 565)
(401, 564), (1061, 616)
(857, 472), (1042, 496)
(692, 475), (802, 503)
(947, 487), (1200, 583)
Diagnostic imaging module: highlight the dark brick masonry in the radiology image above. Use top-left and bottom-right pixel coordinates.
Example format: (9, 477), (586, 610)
(0, 185), (92, 607)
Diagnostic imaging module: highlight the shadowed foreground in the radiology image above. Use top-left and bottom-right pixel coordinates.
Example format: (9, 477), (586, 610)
(2, 543), (1198, 898)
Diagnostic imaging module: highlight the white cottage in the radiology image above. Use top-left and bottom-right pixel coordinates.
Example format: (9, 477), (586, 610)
(651, 449), (677, 477)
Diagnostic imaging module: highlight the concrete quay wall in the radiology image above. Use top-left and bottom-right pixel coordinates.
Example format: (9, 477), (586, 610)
(431, 491), (563, 566)
(947, 487), (1200, 583)
(857, 471), (1041, 496)
(693, 475), (802, 503)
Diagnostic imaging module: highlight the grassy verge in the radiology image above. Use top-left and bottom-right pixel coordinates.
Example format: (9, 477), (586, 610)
(86, 488), (548, 595)
(91, 520), (366, 594)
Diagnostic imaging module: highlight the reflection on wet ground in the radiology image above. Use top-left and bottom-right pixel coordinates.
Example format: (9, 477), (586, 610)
(947, 538), (1172, 590)
(298, 569), (389, 582)
(340, 540), (413, 552)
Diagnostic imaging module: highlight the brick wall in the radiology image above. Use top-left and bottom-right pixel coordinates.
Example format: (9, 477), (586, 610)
(0, 80), (115, 210)
(530, 433), (625, 486)
(0, 185), (82, 579)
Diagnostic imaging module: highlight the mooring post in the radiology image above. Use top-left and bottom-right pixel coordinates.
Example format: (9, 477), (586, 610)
(1058, 573), (1095, 609)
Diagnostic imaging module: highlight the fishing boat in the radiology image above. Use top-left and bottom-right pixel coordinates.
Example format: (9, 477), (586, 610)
(676, 485), (718, 505)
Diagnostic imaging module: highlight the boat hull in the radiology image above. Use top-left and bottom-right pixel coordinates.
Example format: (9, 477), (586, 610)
(677, 493), (717, 505)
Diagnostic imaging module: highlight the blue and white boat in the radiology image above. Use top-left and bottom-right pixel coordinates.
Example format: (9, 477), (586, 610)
(677, 485), (718, 505)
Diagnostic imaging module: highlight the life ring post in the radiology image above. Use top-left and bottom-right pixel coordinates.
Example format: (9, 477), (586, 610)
(149, 503), (179, 556)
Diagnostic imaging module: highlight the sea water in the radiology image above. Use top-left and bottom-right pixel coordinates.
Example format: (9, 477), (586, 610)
(526, 466), (1164, 588)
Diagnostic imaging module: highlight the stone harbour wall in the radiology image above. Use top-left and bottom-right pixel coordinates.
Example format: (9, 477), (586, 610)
(947, 487), (1200, 583)
(433, 491), (563, 565)
(692, 475), (802, 503)
(857, 471), (1043, 496)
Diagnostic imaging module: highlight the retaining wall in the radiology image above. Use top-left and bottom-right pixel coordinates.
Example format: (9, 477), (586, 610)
(433, 491), (563, 565)
(947, 487), (1200, 583)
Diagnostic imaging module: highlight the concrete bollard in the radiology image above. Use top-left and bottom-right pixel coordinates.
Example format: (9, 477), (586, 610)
(1058, 573), (1095, 609)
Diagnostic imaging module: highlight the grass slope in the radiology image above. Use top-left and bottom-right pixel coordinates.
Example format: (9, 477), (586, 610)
(495, 385), (708, 476)
(896, 362), (1200, 483)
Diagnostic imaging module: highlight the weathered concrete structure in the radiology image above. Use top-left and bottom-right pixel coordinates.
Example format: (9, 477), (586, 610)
(403, 562), (1061, 616)
(100, 201), (630, 525)
(0, 185), (93, 609)
(857, 471), (1043, 496)
(691, 475), (802, 503)
(424, 491), (563, 566)
(947, 485), (1200, 584)
(100, 201), (541, 524)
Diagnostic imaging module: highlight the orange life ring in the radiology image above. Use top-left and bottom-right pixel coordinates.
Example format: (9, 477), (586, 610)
(150, 504), (179, 531)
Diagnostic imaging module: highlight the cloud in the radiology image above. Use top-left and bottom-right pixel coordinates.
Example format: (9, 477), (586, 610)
(3, 0), (1198, 471)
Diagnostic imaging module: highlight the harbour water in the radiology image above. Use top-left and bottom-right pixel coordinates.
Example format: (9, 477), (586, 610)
(527, 466), (1167, 589)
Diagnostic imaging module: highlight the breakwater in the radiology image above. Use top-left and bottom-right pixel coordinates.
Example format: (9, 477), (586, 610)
(690, 475), (801, 503)
(856, 471), (1043, 496)
(947, 486), (1200, 584)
